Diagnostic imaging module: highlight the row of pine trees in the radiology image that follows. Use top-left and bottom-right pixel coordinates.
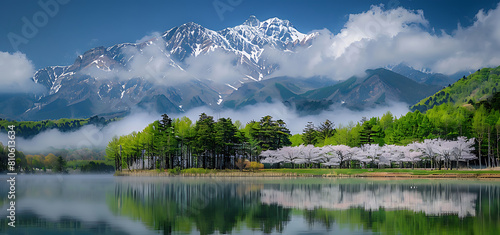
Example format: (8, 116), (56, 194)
(106, 114), (291, 170)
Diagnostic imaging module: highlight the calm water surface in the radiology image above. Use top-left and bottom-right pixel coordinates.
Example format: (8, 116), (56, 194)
(1, 175), (499, 235)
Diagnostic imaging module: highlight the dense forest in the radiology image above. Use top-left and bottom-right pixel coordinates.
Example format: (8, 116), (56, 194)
(106, 68), (500, 171)
(105, 114), (291, 171)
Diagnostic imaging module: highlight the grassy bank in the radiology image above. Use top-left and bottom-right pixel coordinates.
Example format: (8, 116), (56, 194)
(114, 168), (500, 178)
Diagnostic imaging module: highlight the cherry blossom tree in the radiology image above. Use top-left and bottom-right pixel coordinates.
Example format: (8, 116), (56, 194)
(295, 145), (324, 167)
(357, 144), (382, 168)
(452, 136), (476, 168)
(322, 145), (356, 168)
(414, 139), (440, 169)
(279, 146), (302, 168)
(434, 139), (457, 170)
(261, 136), (475, 170)
(318, 146), (339, 167)
(402, 143), (423, 169)
(380, 145), (406, 167)
(260, 149), (279, 165)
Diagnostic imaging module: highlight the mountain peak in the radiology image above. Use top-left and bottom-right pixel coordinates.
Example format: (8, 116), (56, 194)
(179, 21), (204, 29)
(256, 17), (304, 42)
(243, 15), (260, 27)
(261, 17), (293, 28)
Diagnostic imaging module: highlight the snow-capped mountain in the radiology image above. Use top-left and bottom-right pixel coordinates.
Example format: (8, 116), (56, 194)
(0, 16), (447, 121)
(13, 16), (317, 120)
(161, 15), (315, 81)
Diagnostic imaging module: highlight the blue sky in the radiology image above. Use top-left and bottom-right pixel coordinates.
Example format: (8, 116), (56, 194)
(1, 0), (499, 69)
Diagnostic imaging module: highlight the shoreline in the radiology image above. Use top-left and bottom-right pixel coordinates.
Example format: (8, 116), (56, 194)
(114, 169), (500, 179)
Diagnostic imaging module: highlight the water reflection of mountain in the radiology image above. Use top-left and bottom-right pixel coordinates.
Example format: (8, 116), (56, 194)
(261, 183), (477, 217)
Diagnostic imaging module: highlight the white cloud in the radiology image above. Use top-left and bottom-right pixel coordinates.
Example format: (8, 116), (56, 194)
(331, 5), (428, 59)
(184, 49), (247, 83)
(122, 37), (192, 84)
(0, 51), (45, 93)
(267, 4), (500, 80)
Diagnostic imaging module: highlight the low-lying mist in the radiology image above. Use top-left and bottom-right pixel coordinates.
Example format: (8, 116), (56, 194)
(0, 102), (410, 154)
(0, 112), (159, 154)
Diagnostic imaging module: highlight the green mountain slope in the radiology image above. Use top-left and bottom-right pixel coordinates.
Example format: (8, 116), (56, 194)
(412, 66), (500, 112)
(303, 77), (357, 100)
(224, 69), (441, 112)
(222, 76), (335, 109)
(302, 68), (441, 109)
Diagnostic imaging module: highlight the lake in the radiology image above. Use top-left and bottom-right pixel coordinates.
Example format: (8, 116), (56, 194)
(1, 175), (499, 235)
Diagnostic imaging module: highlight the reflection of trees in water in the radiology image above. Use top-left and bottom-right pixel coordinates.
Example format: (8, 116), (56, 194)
(262, 182), (500, 235)
(261, 183), (479, 217)
(1, 177), (499, 235)
(107, 180), (500, 235)
(107, 180), (291, 234)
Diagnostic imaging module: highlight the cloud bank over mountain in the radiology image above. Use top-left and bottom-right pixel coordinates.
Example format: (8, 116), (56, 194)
(267, 4), (500, 80)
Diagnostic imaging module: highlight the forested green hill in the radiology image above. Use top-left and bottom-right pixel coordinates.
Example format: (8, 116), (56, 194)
(412, 66), (500, 112)
(0, 115), (113, 138)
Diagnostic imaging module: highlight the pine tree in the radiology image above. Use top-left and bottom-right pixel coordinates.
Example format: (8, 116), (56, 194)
(317, 119), (336, 141)
(194, 113), (215, 168)
(215, 117), (239, 169)
(302, 122), (318, 145)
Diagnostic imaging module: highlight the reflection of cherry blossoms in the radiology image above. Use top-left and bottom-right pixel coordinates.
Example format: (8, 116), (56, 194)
(260, 183), (477, 218)
(261, 137), (475, 168)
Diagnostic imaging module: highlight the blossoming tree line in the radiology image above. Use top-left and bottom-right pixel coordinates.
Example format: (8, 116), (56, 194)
(105, 111), (481, 171)
(260, 137), (476, 169)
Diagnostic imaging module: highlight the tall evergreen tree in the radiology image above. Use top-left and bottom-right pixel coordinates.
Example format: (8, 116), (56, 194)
(215, 118), (240, 169)
(317, 119), (336, 140)
(302, 122), (319, 145)
(194, 113), (215, 168)
(249, 116), (291, 151)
